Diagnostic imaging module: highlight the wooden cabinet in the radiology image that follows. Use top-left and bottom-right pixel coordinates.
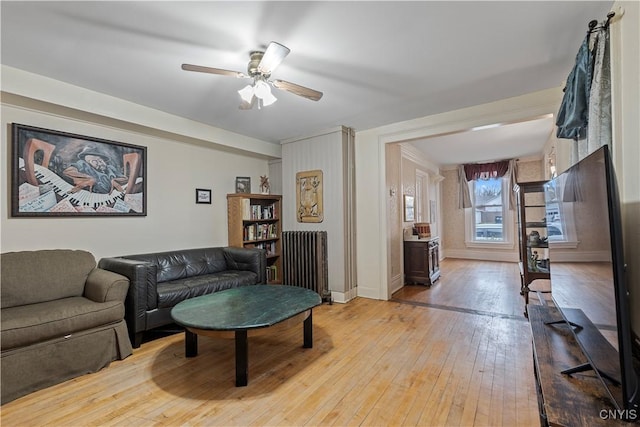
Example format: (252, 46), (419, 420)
(404, 237), (440, 286)
(227, 193), (282, 284)
(514, 181), (550, 312)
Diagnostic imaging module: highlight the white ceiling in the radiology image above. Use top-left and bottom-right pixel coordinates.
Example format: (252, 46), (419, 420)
(410, 115), (556, 166)
(1, 1), (613, 165)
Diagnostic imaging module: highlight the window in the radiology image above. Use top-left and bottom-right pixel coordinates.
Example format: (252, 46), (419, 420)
(473, 177), (505, 241)
(543, 179), (578, 248)
(544, 179), (564, 239)
(465, 177), (513, 248)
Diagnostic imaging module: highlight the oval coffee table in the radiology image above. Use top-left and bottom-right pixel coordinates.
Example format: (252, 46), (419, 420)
(171, 285), (322, 386)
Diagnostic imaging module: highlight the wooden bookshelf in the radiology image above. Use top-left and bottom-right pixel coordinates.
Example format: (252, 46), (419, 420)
(227, 193), (282, 284)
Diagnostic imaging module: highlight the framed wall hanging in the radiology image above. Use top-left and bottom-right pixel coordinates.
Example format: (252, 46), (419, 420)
(196, 188), (212, 204)
(235, 176), (251, 193)
(403, 195), (415, 222)
(11, 123), (147, 217)
(296, 169), (323, 223)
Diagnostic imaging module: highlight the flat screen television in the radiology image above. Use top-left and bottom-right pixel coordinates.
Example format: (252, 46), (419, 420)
(544, 145), (638, 417)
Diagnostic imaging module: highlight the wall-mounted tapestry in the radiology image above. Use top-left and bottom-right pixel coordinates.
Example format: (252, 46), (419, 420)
(296, 169), (323, 223)
(11, 123), (147, 217)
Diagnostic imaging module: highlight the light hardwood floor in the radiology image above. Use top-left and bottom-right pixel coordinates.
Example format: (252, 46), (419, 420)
(1, 259), (540, 426)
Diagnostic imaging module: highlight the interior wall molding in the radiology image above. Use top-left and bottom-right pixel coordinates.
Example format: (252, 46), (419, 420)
(377, 88), (563, 146)
(280, 125), (351, 145)
(400, 144), (432, 167)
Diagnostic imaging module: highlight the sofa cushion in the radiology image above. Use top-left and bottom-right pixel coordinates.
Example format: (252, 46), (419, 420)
(125, 248), (229, 283)
(1, 250), (96, 309)
(157, 271), (258, 309)
(1, 297), (125, 350)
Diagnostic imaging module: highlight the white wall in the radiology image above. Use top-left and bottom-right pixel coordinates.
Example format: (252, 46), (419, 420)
(267, 159), (283, 195)
(385, 143), (403, 293)
(611, 1), (640, 334)
(1, 70), (277, 260)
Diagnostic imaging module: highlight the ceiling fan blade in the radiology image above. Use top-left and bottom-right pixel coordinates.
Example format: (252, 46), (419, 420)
(257, 42), (290, 75)
(272, 79), (323, 101)
(181, 63), (246, 78)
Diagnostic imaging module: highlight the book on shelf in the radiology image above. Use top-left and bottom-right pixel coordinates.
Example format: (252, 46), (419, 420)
(241, 198), (251, 220)
(243, 223), (279, 242)
(244, 202), (276, 220)
(250, 241), (276, 256)
(266, 264), (278, 282)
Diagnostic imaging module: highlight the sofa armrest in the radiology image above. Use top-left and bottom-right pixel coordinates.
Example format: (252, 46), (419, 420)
(98, 257), (158, 338)
(84, 268), (129, 303)
(223, 247), (267, 284)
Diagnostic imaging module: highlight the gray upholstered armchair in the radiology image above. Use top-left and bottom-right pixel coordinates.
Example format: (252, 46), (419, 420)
(1, 249), (132, 404)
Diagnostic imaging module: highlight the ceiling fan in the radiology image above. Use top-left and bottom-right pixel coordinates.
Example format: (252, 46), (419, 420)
(182, 41), (323, 110)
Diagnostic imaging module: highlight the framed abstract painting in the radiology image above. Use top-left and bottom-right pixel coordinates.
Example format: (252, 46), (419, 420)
(11, 123), (147, 216)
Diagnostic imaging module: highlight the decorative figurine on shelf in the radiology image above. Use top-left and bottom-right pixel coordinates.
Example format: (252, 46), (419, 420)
(260, 175), (270, 194)
(528, 230), (541, 245)
(530, 250), (540, 272)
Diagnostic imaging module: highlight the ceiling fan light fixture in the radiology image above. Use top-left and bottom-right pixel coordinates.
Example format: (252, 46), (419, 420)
(260, 89), (277, 107)
(238, 84), (255, 103)
(184, 41), (321, 109)
(254, 80), (277, 106)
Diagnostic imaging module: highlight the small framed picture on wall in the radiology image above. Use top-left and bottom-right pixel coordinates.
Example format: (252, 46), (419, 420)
(235, 177), (251, 193)
(403, 195), (415, 222)
(195, 188), (211, 204)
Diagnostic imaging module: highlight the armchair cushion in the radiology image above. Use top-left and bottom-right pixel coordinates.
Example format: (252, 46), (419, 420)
(1, 250), (95, 308)
(157, 270), (260, 309)
(1, 298), (124, 350)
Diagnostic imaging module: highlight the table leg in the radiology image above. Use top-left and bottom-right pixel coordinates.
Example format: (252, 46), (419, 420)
(235, 330), (248, 387)
(303, 310), (313, 348)
(185, 329), (198, 357)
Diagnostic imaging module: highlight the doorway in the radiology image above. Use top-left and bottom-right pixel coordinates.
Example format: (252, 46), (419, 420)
(377, 90), (562, 301)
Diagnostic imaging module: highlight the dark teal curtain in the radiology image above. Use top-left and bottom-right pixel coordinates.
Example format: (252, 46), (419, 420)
(556, 34), (592, 140)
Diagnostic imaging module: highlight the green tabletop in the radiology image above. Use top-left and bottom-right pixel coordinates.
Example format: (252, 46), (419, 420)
(171, 285), (322, 331)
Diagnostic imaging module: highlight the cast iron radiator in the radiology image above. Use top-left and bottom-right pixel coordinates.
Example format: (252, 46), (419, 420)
(282, 231), (331, 303)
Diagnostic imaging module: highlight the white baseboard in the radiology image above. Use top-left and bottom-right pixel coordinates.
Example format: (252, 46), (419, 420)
(389, 273), (403, 295)
(331, 287), (358, 303)
(355, 286), (383, 300)
(444, 249), (519, 263)
(553, 250), (610, 263)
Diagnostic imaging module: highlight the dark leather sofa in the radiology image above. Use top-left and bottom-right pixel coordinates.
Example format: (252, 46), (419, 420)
(98, 246), (266, 347)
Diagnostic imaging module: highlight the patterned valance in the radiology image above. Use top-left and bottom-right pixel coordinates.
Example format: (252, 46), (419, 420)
(463, 160), (510, 181)
(458, 159), (517, 210)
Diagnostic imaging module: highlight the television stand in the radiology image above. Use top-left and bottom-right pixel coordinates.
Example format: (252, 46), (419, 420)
(528, 305), (627, 426)
(544, 318), (583, 330)
(561, 362), (621, 386)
